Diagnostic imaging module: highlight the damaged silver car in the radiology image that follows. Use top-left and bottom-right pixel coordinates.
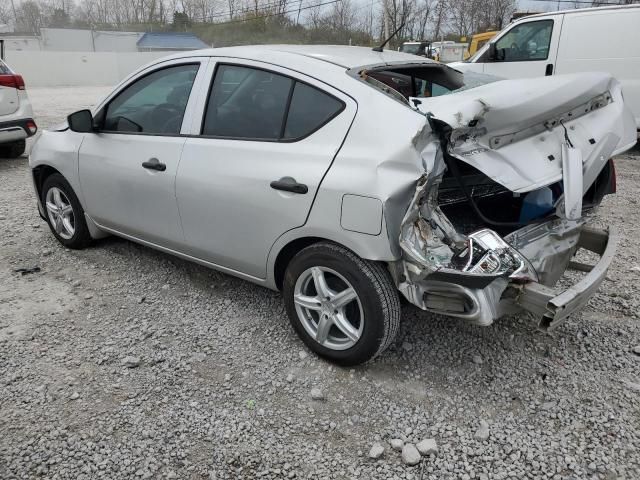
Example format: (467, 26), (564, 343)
(29, 46), (637, 365)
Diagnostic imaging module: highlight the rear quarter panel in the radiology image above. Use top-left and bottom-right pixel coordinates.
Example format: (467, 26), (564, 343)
(0, 85), (19, 116)
(267, 90), (428, 285)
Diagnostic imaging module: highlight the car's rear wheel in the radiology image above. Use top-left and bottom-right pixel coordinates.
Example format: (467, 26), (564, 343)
(0, 140), (26, 158)
(283, 242), (401, 366)
(41, 174), (91, 249)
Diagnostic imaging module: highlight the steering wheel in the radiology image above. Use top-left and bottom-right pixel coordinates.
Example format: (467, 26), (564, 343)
(510, 42), (522, 53)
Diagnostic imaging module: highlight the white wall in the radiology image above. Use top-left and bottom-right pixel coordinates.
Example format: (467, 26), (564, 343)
(5, 51), (169, 87)
(40, 28), (94, 52)
(93, 31), (142, 52)
(1, 36), (41, 51)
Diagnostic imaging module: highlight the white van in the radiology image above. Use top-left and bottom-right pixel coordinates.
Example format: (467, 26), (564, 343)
(453, 5), (640, 129)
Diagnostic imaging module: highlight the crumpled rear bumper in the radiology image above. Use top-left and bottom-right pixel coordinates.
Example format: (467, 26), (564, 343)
(514, 226), (617, 330)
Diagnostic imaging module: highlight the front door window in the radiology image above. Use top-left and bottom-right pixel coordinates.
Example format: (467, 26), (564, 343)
(492, 20), (554, 62)
(102, 64), (199, 135)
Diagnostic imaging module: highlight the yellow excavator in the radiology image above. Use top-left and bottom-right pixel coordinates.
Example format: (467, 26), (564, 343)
(461, 31), (498, 60)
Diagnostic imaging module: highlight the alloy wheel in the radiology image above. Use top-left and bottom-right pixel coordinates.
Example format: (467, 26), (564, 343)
(293, 266), (364, 351)
(45, 187), (75, 240)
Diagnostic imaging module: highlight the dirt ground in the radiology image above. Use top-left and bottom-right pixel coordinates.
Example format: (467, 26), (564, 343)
(1, 87), (639, 480)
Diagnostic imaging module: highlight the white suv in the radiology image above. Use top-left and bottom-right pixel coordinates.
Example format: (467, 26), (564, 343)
(0, 58), (37, 158)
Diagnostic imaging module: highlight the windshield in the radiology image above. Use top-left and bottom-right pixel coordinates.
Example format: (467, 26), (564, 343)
(400, 44), (423, 55)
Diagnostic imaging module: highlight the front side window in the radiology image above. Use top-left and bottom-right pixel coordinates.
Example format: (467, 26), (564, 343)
(102, 64), (199, 135)
(202, 64), (344, 141)
(492, 20), (553, 62)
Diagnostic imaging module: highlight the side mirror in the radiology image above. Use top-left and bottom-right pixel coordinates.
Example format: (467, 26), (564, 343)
(67, 109), (94, 133)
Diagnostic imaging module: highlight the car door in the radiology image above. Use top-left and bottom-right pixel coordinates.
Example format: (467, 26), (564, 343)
(475, 17), (563, 78)
(176, 59), (357, 279)
(78, 58), (208, 249)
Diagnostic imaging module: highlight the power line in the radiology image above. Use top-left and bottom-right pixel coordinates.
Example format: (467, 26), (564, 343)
(523, 0), (627, 4)
(189, 0), (340, 24)
(189, 0), (304, 22)
(209, 0), (341, 26)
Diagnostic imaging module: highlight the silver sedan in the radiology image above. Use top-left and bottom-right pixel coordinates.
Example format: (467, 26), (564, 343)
(29, 45), (637, 365)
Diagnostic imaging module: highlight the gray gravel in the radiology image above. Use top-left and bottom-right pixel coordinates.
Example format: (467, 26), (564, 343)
(416, 438), (438, 456)
(1, 87), (640, 479)
(401, 444), (421, 466)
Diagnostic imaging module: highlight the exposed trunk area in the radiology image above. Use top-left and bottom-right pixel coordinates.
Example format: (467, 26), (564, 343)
(395, 71), (635, 326)
(437, 159), (617, 237)
(438, 162), (537, 237)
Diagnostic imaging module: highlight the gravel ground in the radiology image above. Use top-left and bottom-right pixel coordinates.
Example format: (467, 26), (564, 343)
(1, 87), (640, 480)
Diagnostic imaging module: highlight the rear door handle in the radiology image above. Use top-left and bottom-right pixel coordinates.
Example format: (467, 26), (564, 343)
(270, 176), (308, 194)
(142, 158), (166, 172)
(545, 63), (554, 76)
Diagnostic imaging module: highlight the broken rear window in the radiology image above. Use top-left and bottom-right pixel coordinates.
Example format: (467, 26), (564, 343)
(355, 65), (499, 106)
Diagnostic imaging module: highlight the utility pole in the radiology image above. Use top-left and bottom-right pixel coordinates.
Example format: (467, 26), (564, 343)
(10, 0), (18, 29)
(382, 0), (390, 45)
(369, 0), (374, 38)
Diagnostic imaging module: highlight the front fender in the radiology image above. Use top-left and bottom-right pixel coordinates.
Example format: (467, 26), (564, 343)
(29, 130), (86, 206)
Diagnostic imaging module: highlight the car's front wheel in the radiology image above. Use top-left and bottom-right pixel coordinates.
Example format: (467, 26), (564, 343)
(283, 242), (401, 366)
(41, 174), (92, 249)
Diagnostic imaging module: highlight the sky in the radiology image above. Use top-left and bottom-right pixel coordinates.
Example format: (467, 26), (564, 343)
(5, 0), (587, 13)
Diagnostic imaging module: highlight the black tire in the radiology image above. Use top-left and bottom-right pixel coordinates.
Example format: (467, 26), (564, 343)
(0, 140), (26, 158)
(283, 242), (401, 366)
(41, 174), (92, 249)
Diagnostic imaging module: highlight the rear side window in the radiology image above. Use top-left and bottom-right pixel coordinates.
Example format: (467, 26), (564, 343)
(203, 65), (292, 140)
(283, 82), (344, 140)
(102, 64), (199, 135)
(0, 60), (11, 74)
(202, 64), (344, 141)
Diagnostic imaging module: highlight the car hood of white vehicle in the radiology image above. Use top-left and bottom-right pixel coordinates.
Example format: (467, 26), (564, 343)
(412, 72), (637, 195)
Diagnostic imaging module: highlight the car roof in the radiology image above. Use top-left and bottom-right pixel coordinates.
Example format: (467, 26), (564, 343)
(162, 44), (440, 69)
(517, 3), (640, 20)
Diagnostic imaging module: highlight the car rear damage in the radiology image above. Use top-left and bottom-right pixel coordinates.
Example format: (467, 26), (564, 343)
(386, 71), (636, 329)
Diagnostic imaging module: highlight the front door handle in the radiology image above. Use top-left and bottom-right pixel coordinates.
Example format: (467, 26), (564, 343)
(270, 176), (308, 194)
(142, 158), (166, 172)
(545, 63), (554, 76)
